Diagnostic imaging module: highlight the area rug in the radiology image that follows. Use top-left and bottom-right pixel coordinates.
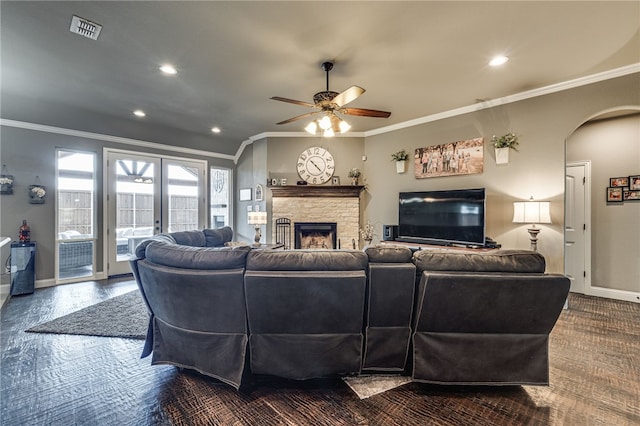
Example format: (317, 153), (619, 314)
(26, 290), (148, 339)
(342, 375), (412, 399)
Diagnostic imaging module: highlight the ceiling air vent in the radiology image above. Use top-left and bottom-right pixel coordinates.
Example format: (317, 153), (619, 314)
(69, 15), (102, 40)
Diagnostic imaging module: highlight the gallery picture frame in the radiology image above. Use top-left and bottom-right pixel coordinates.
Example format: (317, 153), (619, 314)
(610, 176), (629, 187)
(623, 189), (640, 201)
(255, 184), (263, 201)
(239, 188), (252, 201)
(629, 175), (640, 190)
(606, 186), (623, 203)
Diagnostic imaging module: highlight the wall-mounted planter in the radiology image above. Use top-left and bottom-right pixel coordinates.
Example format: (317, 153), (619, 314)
(495, 147), (510, 164)
(396, 161), (406, 174)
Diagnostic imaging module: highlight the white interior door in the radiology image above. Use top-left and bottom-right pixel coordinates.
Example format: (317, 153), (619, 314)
(565, 162), (590, 294)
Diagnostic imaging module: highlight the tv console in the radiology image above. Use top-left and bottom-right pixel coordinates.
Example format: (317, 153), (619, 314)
(381, 240), (499, 253)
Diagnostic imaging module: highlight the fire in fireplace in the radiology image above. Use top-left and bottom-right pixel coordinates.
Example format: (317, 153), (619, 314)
(294, 222), (337, 249)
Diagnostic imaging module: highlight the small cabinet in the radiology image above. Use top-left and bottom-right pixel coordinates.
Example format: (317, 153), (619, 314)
(10, 242), (36, 296)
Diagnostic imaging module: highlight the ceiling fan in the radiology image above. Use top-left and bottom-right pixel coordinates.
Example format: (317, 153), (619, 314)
(271, 61), (391, 135)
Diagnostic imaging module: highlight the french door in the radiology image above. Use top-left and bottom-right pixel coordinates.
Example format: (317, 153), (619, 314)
(105, 150), (206, 276)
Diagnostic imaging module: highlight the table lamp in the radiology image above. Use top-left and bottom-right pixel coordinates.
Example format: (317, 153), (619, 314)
(513, 197), (552, 252)
(248, 211), (268, 245)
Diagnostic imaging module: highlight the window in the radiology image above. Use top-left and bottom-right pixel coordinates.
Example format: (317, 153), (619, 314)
(56, 150), (96, 281)
(210, 168), (230, 228)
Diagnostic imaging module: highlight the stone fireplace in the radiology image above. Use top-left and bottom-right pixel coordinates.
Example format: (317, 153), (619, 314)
(294, 222), (337, 249)
(270, 186), (364, 250)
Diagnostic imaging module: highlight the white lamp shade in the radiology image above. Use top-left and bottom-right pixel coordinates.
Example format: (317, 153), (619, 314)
(304, 121), (317, 134)
(248, 211), (268, 225)
(513, 200), (551, 224)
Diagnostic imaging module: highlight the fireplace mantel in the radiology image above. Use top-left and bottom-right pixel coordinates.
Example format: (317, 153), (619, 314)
(269, 185), (365, 198)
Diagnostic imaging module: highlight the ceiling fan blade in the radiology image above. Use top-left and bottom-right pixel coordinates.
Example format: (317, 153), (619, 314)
(332, 86), (365, 107)
(341, 107), (391, 118)
(270, 96), (315, 108)
(276, 112), (317, 125)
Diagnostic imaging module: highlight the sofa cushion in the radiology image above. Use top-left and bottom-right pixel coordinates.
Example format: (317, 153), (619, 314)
(169, 230), (206, 247)
(145, 242), (250, 270)
(134, 234), (177, 259)
(365, 245), (413, 263)
(412, 249), (546, 273)
(203, 227), (234, 247)
(246, 249), (367, 271)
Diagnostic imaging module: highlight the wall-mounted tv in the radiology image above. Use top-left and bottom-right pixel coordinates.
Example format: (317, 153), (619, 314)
(398, 188), (486, 246)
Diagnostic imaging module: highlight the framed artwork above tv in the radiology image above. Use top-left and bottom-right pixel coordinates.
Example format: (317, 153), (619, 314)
(415, 137), (484, 179)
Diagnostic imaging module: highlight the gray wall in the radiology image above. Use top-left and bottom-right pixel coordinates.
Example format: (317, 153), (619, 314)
(0, 125), (234, 283)
(567, 114), (640, 293)
(362, 73), (639, 274)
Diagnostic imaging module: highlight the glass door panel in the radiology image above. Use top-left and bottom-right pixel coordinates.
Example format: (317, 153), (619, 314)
(107, 152), (160, 276)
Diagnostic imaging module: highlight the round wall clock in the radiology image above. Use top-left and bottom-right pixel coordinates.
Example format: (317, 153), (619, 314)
(296, 146), (335, 184)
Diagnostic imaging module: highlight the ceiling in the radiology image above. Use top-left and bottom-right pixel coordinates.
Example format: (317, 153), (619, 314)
(1, 1), (639, 157)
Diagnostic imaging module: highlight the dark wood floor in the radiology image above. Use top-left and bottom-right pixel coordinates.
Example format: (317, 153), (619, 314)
(1, 278), (639, 425)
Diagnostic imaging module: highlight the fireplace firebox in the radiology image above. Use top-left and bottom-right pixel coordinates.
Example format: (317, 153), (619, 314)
(294, 222), (337, 249)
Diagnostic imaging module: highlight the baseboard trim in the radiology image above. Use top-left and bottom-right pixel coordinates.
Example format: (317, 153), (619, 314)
(587, 286), (640, 303)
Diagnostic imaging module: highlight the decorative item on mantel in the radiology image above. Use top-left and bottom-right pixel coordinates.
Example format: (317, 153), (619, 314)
(359, 220), (375, 247)
(1, 164), (14, 195)
(29, 176), (46, 204)
(491, 132), (519, 164)
(391, 149), (409, 173)
(348, 168), (361, 185)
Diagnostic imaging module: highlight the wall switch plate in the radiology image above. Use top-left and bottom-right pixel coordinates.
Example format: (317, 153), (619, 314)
(362, 155), (367, 161)
(247, 206), (252, 212)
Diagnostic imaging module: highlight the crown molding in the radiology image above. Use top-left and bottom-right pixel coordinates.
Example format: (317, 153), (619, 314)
(364, 63), (640, 137)
(0, 119), (236, 161)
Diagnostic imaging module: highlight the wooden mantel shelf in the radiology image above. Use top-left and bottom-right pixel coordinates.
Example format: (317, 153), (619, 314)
(269, 185), (365, 198)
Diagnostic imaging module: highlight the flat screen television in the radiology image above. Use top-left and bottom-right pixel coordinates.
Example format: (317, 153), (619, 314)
(398, 188), (486, 246)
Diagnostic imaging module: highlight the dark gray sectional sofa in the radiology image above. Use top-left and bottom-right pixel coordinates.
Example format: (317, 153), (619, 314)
(130, 228), (570, 390)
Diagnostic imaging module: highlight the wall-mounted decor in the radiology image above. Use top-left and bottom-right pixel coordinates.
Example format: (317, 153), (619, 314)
(239, 188), (252, 201)
(391, 149), (409, 173)
(0, 164), (13, 195)
(29, 185), (46, 204)
(607, 174), (639, 204)
(610, 176), (629, 187)
(415, 137), (484, 179)
(623, 190), (640, 201)
(606, 187), (623, 203)
(255, 184), (263, 201)
(491, 133), (519, 165)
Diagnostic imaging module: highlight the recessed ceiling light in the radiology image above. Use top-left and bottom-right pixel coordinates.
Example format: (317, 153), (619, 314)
(211, 127), (221, 133)
(489, 55), (509, 67)
(133, 110), (146, 117)
(159, 64), (177, 75)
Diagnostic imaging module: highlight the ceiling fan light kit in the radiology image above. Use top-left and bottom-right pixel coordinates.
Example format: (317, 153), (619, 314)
(272, 61), (391, 137)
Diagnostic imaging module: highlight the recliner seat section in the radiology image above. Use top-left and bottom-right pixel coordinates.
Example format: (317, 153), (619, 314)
(362, 245), (416, 372)
(411, 249), (570, 385)
(244, 249), (368, 379)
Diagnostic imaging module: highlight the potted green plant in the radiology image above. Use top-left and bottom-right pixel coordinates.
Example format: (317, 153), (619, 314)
(491, 132), (519, 164)
(391, 149), (409, 173)
(348, 168), (361, 185)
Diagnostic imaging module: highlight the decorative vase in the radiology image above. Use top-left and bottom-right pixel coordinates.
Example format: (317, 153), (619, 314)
(351, 177), (359, 186)
(396, 161), (406, 174)
(495, 147), (510, 164)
